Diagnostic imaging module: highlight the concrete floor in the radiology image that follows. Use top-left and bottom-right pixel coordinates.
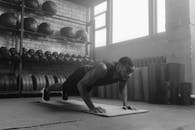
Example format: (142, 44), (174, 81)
(0, 97), (195, 130)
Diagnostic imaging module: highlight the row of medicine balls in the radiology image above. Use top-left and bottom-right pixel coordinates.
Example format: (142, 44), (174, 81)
(1, 0), (57, 16)
(0, 12), (88, 42)
(23, 17), (88, 42)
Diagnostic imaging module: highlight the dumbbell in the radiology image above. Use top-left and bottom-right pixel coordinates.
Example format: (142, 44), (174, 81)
(57, 53), (65, 63)
(22, 48), (30, 61)
(76, 55), (83, 63)
(27, 49), (36, 62)
(45, 51), (56, 63)
(51, 52), (58, 63)
(64, 53), (71, 63)
(22, 48), (32, 61)
(36, 50), (48, 63)
(82, 56), (90, 64)
(31, 50), (39, 62)
(69, 54), (77, 64)
(0, 47), (11, 60)
(9, 48), (20, 61)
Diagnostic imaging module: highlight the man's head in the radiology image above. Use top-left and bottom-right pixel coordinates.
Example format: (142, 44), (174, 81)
(116, 57), (134, 80)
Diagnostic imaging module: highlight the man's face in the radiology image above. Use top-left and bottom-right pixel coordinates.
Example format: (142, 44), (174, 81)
(118, 63), (134, 80)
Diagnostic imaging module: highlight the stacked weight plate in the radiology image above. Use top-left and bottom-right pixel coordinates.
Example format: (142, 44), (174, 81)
(45, 74), (56, 91)
(31, 74), (46, 91)
(21, 74), (34, 92)
(53, 74), (66, 84)
(0, 74), (9, 91)
(7, 74), (18, 91)
(0, 74), (18, 92)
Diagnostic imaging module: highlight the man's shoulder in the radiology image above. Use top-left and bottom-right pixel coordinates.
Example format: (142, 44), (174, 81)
(95, 62), (108, 72)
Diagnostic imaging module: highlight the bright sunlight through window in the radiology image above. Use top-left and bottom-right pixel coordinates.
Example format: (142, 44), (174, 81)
(94, 1), (107, 15)
(157, 0), (165, 33)
(95, 28), (107, 47)
(112, 0), (149, 43)
(94, 1), (107, 47)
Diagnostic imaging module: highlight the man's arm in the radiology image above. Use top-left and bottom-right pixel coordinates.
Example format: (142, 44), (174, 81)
(77, 63), (107, 112)
(119, 81), (137, 110)
(119, 81), (128, 106)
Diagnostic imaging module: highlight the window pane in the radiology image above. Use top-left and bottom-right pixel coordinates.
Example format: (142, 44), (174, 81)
(157, 0), (165, 33)
(95, 13), (106, 29)
(94, 1), (107, 15)
(95, 28), (107, 47)
(112, 0), (149, 43)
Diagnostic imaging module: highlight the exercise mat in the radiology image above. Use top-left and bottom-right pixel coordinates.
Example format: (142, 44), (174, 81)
(41, 99), (149, 117)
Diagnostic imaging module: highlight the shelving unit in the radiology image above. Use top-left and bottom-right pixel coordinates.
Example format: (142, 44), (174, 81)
(0, 0), (94, 96)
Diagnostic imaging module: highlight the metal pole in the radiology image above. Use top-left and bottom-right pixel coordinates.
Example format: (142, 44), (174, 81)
(18, 0), (25, 95)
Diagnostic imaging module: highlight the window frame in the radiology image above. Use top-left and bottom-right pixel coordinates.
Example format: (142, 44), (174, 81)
(92, 0), (166, 47)
(93, 1), (108, 47)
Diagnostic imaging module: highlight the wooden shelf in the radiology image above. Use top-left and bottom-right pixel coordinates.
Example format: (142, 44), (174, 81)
(0, 91), (19, 95)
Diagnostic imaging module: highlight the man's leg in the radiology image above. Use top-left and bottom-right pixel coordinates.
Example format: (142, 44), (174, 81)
(62, 82), (69, 100)
(42, 83), (62, 101)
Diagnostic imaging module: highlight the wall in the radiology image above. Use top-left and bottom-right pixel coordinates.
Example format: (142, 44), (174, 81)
(190, 0), (195, 94)
(95, 0), (193, 93)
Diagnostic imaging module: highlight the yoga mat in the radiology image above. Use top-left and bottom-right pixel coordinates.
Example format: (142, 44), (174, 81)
(40, 99), (149, 117)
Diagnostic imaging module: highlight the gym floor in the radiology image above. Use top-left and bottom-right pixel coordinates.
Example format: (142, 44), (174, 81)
(0, 96), (195, 130)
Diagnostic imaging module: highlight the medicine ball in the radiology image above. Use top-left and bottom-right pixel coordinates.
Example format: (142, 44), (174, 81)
(75, 29), (88, 42)
(0, 12), (17, 28)
(24, 17), (38, 32)
(60, 27), (75, 38)
(38, 22), (53, 35)
(24, 0), (39, 10)
(42, 1), (57, 16)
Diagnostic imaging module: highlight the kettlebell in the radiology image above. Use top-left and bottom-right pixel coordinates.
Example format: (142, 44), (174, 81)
(9, 48), (19, 60)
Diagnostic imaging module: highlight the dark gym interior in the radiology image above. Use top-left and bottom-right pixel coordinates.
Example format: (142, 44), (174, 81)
(0, 0), (195, 130)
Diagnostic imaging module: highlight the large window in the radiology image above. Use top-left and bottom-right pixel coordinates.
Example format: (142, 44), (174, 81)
(112, 0), (149, 43)
(93, 0), (166, 47)
(94, 1), (107, 47)
(157, 0), (165, 33)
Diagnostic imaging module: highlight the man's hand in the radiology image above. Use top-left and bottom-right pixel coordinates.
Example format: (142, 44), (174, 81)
(90, 107), (106, 113)
(122, 105), (137, 110)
